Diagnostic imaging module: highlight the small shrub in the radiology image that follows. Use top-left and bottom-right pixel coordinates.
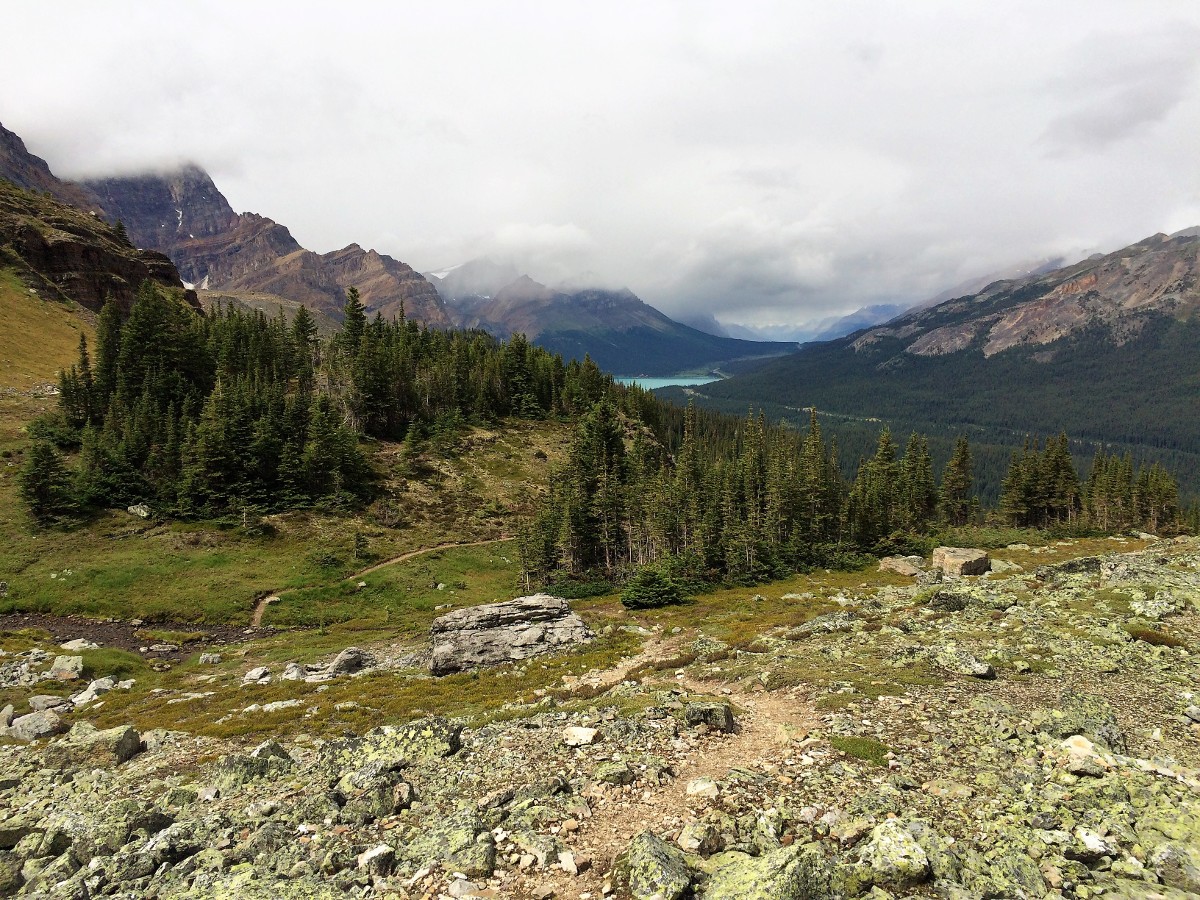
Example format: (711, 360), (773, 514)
(620, 568), (684, 610)
(1126, 626), (1187, 648)
(829, 735), (891, 766)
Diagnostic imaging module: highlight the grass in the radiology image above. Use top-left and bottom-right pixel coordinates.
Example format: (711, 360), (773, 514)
(0, 267), (93, 391)
(829, 735), (892, 766)
(1126, 625), (1188, 648)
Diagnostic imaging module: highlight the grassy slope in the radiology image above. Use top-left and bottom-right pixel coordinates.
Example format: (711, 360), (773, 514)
(0, 267), (93, 391)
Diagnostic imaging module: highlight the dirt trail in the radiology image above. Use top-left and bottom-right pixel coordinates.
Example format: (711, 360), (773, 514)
(541, 644), (818, 894)
(249, 536), (513, 627)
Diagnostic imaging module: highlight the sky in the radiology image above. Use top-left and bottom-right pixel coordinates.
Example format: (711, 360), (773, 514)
(2, 1), (1199, 328)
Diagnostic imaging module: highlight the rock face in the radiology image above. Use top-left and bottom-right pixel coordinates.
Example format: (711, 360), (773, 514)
(429, 595), (594, 676)
(0, 121), (101, 212)
(79, 167), (452, 328)
(0, 179), (200, 314)
(932, 547), (990, 576)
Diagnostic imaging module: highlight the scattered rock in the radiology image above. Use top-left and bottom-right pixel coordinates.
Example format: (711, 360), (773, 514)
(684, 701), (736, 732)
(59, 638), (98, 651)
(879, 556), (922, 577)
(932, 645), (995, 678)
(326, 646), (374, 676)
(704, 843), (831, 900)
(612, 831), (692, 900)
(860, 820), (931, 888)
(127, 503), (152, 518)
(47, 655), (84, 680)
(198, 653), (221, 665)
(242, 666), (271, 684)
(562, 726), (598, 746)
(47, 722), (142, 767)
(932, 547), (990, 576)
(5, 708), (68, 741)
(429, 595), (594, 676)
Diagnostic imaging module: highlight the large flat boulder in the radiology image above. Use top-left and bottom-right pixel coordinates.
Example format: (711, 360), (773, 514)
(931, 547), (990, 576)
(430, 595), (593, 676)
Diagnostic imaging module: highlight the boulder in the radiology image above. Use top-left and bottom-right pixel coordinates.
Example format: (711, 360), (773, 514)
(562, 726), (598, 747)
(6, 709), (68, 741)
(127, 503), (152, 519)
(879, 556), (922, 577)
(326, 646), (374, 676)
(704, 843), (831, 900)
(47, 655), (84, 680)
(611, 831), (692, 900)
(0, 705), (12, 728)
(242, 666), (271, 684)
(932, 646), (995, 679)
(429, 595), (593, 676)
(59, 639), (98, 651)
(684, 701), (736, 733)
(931, 547), (990, 576)
(859, 820), (931, 888)
(46, 722), (142, 767)
(27, 695), (72, 712)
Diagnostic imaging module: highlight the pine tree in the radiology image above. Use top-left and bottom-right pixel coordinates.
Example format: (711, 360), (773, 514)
(19, 442), (77, 525)
(341, 287), (366, 355)
(939, 435), (974, 526)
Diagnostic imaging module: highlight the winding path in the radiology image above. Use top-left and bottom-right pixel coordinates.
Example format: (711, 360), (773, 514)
(249, 536), (513, 627)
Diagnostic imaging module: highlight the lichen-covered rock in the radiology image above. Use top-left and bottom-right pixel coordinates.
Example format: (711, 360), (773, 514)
(684, 701), (736, 733)
(792, 611), (858, 636)
(319, 716), (461, 774)
(401, 809), (495, 878)
(859, 820), (930, 888)
(703, 843), (830, 900)
(1035, 692), (1127, 753)
(933, 645), (995, 679)
(46, 721), (142, 767)
(593, 760), (635, 785)
(430, 595), (593, 675)
(47, 654), (84, 680)
(611, 830), (692, 900)
(879, 556), (922, 577)
(326, 646), (374, 676)
(1152, 842), (1200, 895)
(213, 750), (293, 791)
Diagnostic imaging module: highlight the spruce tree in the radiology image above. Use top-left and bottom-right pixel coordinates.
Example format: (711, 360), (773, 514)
(939, 435), (974, 526)
(19, 442), (76, 525)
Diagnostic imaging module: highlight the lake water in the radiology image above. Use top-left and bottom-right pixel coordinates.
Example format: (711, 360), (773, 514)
(615, 376), (719, 390)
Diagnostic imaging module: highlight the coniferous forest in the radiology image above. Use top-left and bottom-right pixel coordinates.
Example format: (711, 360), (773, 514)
(22, 282), (1189, 594)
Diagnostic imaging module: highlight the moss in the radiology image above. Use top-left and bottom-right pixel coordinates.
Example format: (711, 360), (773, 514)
(1126, 626), (1188, 648)
(829, 735), (892, 766)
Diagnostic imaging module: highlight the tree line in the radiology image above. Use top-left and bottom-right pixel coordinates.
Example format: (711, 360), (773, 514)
(516, 402), (1184, 593)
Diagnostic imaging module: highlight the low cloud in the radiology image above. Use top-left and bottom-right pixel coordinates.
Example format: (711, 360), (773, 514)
(3, 2), (1198, 328)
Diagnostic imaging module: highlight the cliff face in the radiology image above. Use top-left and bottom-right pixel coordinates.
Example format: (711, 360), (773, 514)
(79, 165), (450, 326)
(0, 179), (200, 313)
(82, 165), (240, 267)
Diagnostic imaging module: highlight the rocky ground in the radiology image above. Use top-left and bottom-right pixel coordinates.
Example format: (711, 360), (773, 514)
(2, 537), (1199, 899)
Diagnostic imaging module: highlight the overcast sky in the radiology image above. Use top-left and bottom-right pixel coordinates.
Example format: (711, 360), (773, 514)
(3, 1), (1199, 326)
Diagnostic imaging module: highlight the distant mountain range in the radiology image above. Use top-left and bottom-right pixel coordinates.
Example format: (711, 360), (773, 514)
(425, 259), (794, 375)
(688, 227), (1200, 497)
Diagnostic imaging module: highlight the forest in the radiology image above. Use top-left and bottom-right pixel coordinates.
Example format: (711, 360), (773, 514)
(20, 283), (1191, 599)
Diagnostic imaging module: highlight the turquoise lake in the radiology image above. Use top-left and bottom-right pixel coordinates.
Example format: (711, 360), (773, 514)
(614, 376), (719, 390)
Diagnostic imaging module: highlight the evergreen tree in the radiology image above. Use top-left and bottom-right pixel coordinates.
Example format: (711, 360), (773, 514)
(939, 435), (974, 526)
(19, 442), (76, 525)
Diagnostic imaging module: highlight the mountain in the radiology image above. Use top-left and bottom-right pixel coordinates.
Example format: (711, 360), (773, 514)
(694, 228), (1200, 495)
(723, 303), (910, 344)
(80, 166), (451, 327)
(0, 122), (101, 213)
(0, 177), (198, 314)
(445, 272), (793, 376)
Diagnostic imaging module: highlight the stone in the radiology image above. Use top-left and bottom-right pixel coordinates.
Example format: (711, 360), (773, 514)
(1152, 842), (1200, 895)
(430, 595), (594, 675)
(242, 666), (271, 684)
(198, 653), (221, 665)
(320, 717), (462, 773)
(0, 705), (12, 728)
(677, 820), (722, 855)
(402, 809), (495, 878)
(1183, 705), (1200, 724)
(6, 709), (67, 741)
(931, 547), (990, 576)
(879, 556), (922, 577)
(593, 761), (634, 785)
(356, 844), (395, 876)
(280, 662), (306, 681)
(704, 843), (831, 900)
(686, 777), (720, 799)
(684, 701), (736, 732)
(326, 646), (374, 675)
(611, 831), (692, 900)
(562, 726), (598, 746)
(1036, 692), (1127, 753)
(860, 821), (930, 888)
(127, 503), (152, 518)
(926, 589), (970, 612)
(1061, 735), (1108, 777)
(47, 655), (84, 680)
(46, 722), (142, 766)
(792, 611), (858, 636)
(932, 646), (995, 679)
(59, 638), (98, 651)
(27, 694), (71, 712)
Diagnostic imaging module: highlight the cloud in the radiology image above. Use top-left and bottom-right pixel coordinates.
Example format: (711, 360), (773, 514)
(2, 1), (1198, 328)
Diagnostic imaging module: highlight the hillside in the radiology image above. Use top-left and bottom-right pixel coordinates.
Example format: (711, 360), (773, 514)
(0, 121), (451, 328)
(695, 229), (1200, 497)
(437, 269), (794, 376)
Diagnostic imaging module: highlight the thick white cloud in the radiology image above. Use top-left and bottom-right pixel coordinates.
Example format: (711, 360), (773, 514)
(2, 0), (1198, 326)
